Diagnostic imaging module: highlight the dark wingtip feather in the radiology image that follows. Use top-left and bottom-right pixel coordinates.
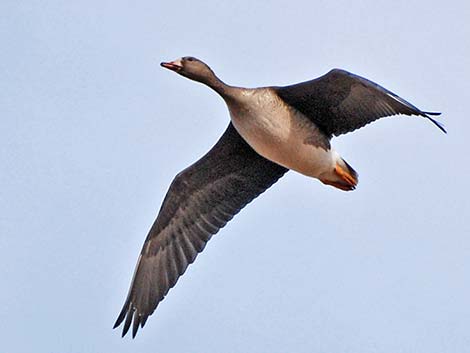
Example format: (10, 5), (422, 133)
(140, 314), (148, 328)
(424, 113), (447, 134)
(122, 309), (133, 337)
(132, 315), (141, 338)
(113, 305), (128, 329)
(423, 111), (441, 116)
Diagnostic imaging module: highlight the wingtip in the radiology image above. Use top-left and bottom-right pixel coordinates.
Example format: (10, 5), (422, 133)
(113, 316), (131, 338)
(113, 305), (128, 330)
(132, 315), (141, 338)
(123, 315), (132, 337)
(426, 114), (447, 134)
(423, 111), (442, 116)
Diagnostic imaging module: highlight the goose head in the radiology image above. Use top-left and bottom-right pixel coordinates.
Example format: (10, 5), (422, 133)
(161, 56), (217, 84)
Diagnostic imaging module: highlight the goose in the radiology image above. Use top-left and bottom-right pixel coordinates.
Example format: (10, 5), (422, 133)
(114, 56), (445, 337)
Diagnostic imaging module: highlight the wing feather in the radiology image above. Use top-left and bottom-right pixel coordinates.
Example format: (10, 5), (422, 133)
(275, 69), (445, 136)
(114, 123), (287, 337)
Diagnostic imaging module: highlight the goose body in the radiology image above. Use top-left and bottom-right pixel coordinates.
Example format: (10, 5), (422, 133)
(226, 87), (336, 181)
(114, 56), (445, 337)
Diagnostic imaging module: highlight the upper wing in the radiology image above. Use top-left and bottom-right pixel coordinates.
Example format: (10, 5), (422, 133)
(114, 123), (288, 337)
(275, 69), (445, 136)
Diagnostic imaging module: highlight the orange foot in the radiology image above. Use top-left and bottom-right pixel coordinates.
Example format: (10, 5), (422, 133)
(320, 162), (358, 191)
(335, 163), (357, 187)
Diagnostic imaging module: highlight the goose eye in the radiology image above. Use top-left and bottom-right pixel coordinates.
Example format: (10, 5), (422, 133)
(186, 57), (194, 62)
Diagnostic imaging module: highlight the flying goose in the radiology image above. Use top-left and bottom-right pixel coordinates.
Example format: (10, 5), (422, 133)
(114, 56), (445, 337)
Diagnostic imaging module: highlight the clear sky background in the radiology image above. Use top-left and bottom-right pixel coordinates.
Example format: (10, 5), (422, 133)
(1, 1), (469, 352)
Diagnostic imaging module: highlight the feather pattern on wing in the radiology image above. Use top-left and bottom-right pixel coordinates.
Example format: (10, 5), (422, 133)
(114, 123), (287, 337)
(275, 69), (445, 136)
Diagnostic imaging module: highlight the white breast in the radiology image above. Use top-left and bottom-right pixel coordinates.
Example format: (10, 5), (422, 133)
(226, 88), (336, 178)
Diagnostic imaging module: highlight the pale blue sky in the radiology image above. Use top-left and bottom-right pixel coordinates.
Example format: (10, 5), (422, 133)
(1, 1), (469, 352)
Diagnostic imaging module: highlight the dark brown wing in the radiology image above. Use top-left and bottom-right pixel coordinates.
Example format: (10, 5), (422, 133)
(275, 69), (445, 136)
(114, 123), (288, 338)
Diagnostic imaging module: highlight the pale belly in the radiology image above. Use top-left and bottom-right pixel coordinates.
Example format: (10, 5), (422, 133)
(228, 90), (336, 179)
